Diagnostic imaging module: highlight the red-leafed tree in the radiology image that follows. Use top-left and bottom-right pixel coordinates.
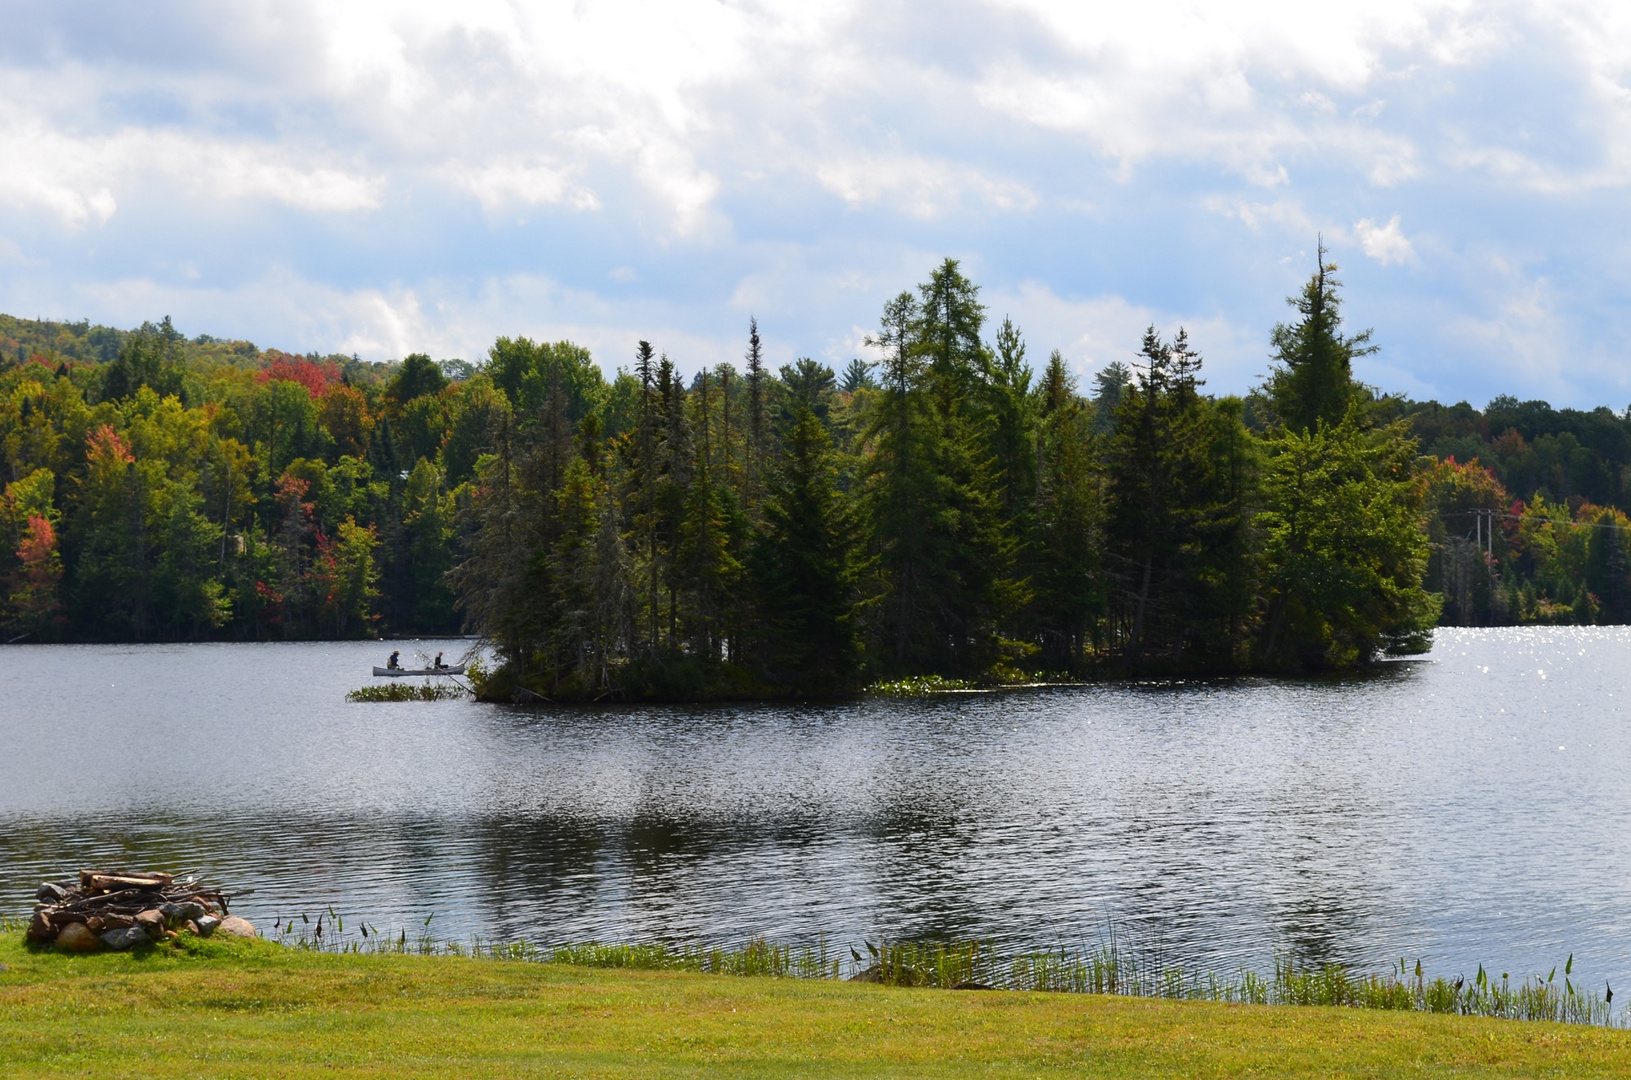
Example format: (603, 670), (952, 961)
(9, 514), (62, 637)
(258, 352), (341, 397)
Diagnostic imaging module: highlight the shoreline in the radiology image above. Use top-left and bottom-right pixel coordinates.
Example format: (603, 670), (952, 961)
(4, 933), (1630, 1078)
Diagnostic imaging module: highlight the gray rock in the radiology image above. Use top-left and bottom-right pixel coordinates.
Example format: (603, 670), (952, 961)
(178, 901), (207, 923)
(158, 902), (184, 928)
(194, 914), (221, 938)
(99, 926), (152, 951)
(35, 882), (67, 903)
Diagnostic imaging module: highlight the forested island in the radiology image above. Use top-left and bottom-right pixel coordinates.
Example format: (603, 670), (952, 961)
(1, 256), (1627, 698)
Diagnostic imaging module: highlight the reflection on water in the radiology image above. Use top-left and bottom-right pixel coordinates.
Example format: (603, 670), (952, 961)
(2, 629), (1630, 987)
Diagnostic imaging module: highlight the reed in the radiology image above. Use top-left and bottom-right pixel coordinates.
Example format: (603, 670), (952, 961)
(259, 916), (1623, 1028)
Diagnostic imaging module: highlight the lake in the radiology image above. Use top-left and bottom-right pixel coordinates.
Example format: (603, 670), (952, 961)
(2, 627), (1628, 988)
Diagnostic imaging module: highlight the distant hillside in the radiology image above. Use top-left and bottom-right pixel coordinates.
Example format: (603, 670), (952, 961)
(0, 312), (395, 384)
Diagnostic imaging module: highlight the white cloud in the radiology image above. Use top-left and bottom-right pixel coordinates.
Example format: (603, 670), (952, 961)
(1355, 214), (1416, 265)
(452, 161), (599, 213)
(0, 108), (382, 224)
(814, 154), (1037, 218)
(972, 0), (1475, 182)
(1204, 196), (1321, 234)
(184, 150), (383, 214)
(8, 0), (1631, 406)
(0, 114), (119, 227)
(984, 281), (1262, 392)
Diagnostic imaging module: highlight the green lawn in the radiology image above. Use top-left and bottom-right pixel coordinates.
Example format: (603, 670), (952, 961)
(2, 934), (1629, 1077)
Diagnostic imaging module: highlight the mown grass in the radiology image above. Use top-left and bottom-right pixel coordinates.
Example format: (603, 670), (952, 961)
(9, 933), (1631, 1080)
(264, 916), (1619, 1026)
(5, 931), (1631, 1079)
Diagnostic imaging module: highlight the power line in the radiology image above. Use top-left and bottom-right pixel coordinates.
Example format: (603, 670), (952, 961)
(1441, 509), (1627, 531)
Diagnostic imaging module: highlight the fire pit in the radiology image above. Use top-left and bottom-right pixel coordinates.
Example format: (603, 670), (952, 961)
(25, 870), (255, 952)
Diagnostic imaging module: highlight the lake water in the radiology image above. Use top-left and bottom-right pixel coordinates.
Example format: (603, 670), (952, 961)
(2, 627), (1628, 988)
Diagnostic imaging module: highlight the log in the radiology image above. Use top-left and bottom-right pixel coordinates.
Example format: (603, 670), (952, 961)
(57, 888), (148, 912)
(81, 870), (171, 893)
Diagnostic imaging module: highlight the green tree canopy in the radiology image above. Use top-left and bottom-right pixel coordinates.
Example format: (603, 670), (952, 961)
(1265, 246), (1375, 433)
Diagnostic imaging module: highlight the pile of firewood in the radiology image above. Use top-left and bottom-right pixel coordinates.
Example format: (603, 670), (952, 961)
(24, 869), (256, 952)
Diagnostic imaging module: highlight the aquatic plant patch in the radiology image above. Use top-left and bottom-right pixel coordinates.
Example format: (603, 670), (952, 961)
(346, 683), (467, 702)
(866, 675), (979, 695)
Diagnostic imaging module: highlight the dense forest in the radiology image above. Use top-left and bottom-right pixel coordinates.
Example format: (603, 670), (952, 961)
(2, 257), (1630, 697)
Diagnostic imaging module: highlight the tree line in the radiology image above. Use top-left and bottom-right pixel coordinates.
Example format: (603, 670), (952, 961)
(450, 253), (1435, 698)
(0, 258), (1624, 696)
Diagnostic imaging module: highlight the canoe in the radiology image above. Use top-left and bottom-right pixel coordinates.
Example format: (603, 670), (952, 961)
(373, 665), (466, 677)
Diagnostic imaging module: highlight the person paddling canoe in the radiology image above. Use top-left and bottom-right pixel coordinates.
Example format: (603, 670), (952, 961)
(387, 650), (401, 670)
(433, 651), (444, 668)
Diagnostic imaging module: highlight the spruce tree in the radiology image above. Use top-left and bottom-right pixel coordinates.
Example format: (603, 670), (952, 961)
(983, 315), (1036, 538)
(753, 406), (860, 691)
(863, 290), (932, 668)
(1029, 350), (1101, 669)
(839, 358), (876, 393)
(1104, 327), (1221, 666)
(655, 356), (691, 648)
(677, 369), (745, 660)
(744, 317), (767, 513)
(1256, 249), (1433, 667)
(1266, 243), (1376, 433)
(626, 340), (662, 653)
(1091, 361), (1131, 435)
(864, 266), (1016, 675)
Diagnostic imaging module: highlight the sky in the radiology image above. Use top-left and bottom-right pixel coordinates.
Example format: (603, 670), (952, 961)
(2, 0), (1630, 408)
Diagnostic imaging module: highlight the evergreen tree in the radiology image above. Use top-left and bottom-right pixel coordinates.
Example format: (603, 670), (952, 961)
(677, 369), (746, 660)
(1104, 327), (1229, 666)
(655, 356), (691, 648)
(71, 426), (156, 639)
(624, 340), (663, 654)
(1091, 362), (1131, 435)
(1028, 351), (1101, 669)
(590, 480), (633, 687)
(983, 316), (1036, 537)
(753, 406), (861, 690)
(864, 268), (1016, 675)
(99, 320), (188, 404)
(840, 358), (876, 393)
(862, 290), (933, 669)
(1258, 414), (1438, 667)
(779, 359), (837, 430)
(744, 317), (767, 513)
(151, 481), (229, 637)
(549, 456), (604, 692)
(1266, 244), (1376, 433)
(451, 407), (531, 666)
(1585, 511), (1631, 623)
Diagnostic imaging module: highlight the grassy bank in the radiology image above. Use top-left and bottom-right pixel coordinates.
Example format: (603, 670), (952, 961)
(266, 920), (1616, 1026)
(4, 934), (1631, 1077)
